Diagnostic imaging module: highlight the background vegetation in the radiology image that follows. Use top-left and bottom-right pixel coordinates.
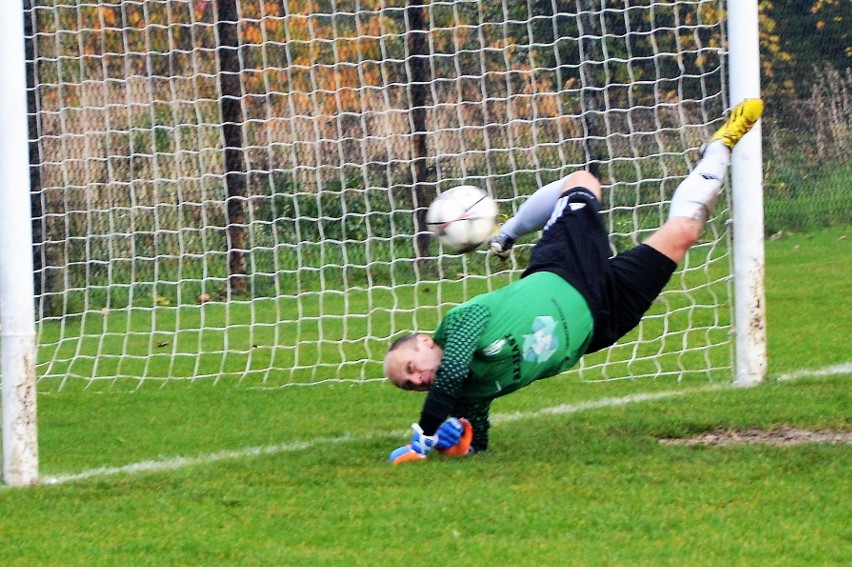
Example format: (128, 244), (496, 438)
(26, 1), (850, 310)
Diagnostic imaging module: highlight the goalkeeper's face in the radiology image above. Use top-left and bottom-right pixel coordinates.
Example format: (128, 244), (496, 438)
(384, 334), (444, 392)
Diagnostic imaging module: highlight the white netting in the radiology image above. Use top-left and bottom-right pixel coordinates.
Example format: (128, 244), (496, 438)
(26, 0), (732, 390)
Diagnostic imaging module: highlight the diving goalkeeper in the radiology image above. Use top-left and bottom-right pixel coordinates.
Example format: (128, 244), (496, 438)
(385, 99), (764, 463)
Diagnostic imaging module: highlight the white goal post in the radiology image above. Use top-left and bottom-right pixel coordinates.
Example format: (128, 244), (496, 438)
(728, 0), (767, 386)
(1, 0), (765, 486)
(1, 0), (39, 486)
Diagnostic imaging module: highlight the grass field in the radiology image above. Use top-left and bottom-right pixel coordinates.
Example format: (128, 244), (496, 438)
(0, 226), (849, 566)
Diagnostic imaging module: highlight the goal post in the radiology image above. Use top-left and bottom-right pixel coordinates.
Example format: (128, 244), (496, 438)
(728, 1), (768, 387)
(2, 1), (767, 485)
(1, 0), (38, 486)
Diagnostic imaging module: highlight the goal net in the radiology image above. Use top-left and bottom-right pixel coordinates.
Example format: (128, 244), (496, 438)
(26, 0), (733, 391)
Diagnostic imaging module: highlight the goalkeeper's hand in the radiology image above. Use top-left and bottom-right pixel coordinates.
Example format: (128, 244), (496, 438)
(488, 233), (515, 260)
(388, 423), (439, 464)
(436, 417), (474, 457)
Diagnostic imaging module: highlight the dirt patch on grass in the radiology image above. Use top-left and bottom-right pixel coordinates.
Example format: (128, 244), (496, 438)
(659, 427), (852, 447)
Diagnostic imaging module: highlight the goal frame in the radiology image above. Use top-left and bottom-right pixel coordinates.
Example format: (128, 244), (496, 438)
(1, 1), (766, 486)
(1, 0), (39, 486)
(728, 1), (768, 387)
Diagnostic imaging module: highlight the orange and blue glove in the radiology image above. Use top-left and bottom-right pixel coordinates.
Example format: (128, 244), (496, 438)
(436, 417), (474, 457)
(388, 423), (439, 464)
(389, 418), (474, 464)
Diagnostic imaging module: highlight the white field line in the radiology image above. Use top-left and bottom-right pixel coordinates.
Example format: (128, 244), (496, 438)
(33, 363), (851, 487)
(490, 387), (719, 425)
(776, 362), (852, 382)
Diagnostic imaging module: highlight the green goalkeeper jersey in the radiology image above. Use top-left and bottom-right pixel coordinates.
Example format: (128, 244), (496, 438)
(421, 271), (594, 450)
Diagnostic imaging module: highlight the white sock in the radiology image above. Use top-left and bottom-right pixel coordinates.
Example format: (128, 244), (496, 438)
(499, 175), (571, 239)
(668, 141), (731, 225)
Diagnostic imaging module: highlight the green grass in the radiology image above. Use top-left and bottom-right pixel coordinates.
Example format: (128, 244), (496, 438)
(1, 226), (850, 566)
(765, 226), (851, 371)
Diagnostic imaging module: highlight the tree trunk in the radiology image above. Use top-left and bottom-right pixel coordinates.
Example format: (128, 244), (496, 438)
(407, 1), (432, 259)
(23, 1), (47, 316)
(216, 0), (247, 294)
(577, 0), (605, 179)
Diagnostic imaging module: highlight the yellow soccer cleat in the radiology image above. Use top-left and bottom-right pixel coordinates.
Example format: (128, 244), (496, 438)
(710, 98), (764, 150)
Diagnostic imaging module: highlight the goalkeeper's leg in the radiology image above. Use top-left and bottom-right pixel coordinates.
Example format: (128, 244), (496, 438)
(668, 98), (764, 228)
(644, 144), (730, 264)
(647, 98), (764, 263)
(590, 137), (740, 349)
(490, 170), (601, 258)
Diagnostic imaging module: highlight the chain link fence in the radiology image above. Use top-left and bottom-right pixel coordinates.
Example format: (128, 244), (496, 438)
(763, 64), (851, 234)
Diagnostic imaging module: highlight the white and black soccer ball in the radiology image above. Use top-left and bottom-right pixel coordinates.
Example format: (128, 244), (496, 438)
(426, 185), (498, 253)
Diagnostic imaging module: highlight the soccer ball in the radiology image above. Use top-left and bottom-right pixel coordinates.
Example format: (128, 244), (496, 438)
(425, 185), (498, 253)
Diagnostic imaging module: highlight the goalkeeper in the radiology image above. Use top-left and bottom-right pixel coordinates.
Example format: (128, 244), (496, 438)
(385, 99), (764, 463)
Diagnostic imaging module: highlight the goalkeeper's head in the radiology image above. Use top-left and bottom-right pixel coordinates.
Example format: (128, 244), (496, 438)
(384, 333), (444, 392)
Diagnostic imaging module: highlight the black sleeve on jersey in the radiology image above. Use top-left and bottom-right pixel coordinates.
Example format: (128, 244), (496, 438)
(418, 304), (489, 435)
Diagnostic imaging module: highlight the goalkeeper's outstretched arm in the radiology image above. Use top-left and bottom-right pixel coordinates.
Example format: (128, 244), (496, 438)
(384, 307), (489, 462)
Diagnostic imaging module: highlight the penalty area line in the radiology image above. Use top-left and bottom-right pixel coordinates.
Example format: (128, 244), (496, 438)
(39, 387), (713, 487)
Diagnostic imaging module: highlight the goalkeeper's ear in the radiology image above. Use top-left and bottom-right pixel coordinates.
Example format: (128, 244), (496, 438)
(437, 418), (474, 457)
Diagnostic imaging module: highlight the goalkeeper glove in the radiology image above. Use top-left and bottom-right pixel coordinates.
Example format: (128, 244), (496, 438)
(436, 417), (474, 457)
(488, 234), (515, 259)
(388, 423), (439, 464)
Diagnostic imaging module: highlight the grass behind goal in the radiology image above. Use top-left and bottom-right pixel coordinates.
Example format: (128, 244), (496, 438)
(37, 232), (733, 390)
(0, 226), (848, 566)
